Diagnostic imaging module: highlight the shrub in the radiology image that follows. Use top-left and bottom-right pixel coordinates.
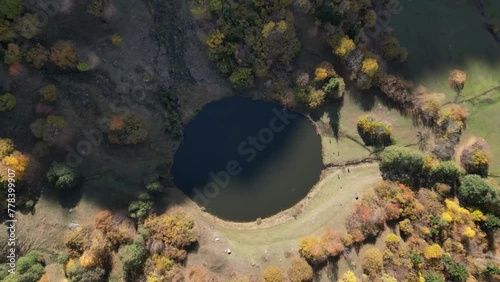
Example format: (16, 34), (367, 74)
(423, 244), (443, 260)
(361, 58), (379, 77)
(128, 198), (153, 220)
(0, 151), (29, 181)
(323, 77), (345, 99)
(50, 40), (78, 69)
(26, 44), (49, 68)
(415, 92), (445, 125)
(111, 34), (123, 46)
(0, 138), (14, 159)
(338, 270), (357, 282)
(0, 93), (16, 111)
(87, 0), (108, 17)
(77, 62), (91, 71)
(46, 115), (66, 128)
(0, 0), (22, 19)
(460, 138), (491, 177)
(40, 84), (58, 101)
(443, 256), (468, 281)
(381, 36), (402, 61)
(66, 259), (106, 282)
(361, 247), (383, 277)
(57, 253), (69, 264)
(206, 29), (225, 48)
(482, 213), (500, 230)
(4, 43), (21, 64)
(0, 19), (17, 42)
(263, 266), (283, 282)
(448, 70), (467, 93)
(429, 161), (462, 188)
(229, 68), (254, 87)
(298, 236), (328, 264)
(365, 10), (377, 27)
(308, 89), (326, 109)
(47, 162), (80, 190)
(118, 242), (148, 277)
(437, 104), (468, 134)
(287, 258), (313, 282)
(317, 3), (344, 25)
(320, 229), (344, 257)
(4, 250), (45, 282)
(332, 35), (355, 58)
(459, 175), (499, 215)
(379, 146), (425, 185)
(144, 211), (197, 261)
(485, 263), (500, 276)
(107, 113), (149, 144)
(424, 272), (444, 282)
(357, 115), (392, 147)
(209, 0), (222, 11)
(14, 13), (40, 39)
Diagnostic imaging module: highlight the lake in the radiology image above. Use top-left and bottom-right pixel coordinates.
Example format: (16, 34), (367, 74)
(171, 96), (323, 222)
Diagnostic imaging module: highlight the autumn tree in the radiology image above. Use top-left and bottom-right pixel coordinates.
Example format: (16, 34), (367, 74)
(26, 44), (49, 68)
(39, 84), (58, 101)
(0, 19), (17, 42)
(448, 70), (467, 93)
(50, 40), (78, 69)
(263, 266), (283, 282)
(414, 91), (445, 125)
(287, 258), (313, 282)
(0, 93), (16, 111)
(0, 0), (23, 19)
(459, 138), (491, 177)
(380, 36), (407, 62)
(4, 43), (21, 64)
(0, 150), (29, 181)
(361, 247), (383, 277)
(338, 270), (357, 282)
(356, 115), (392, 147)
(144, 211), (197, 261)
(14, 13), (40, 39)
(436, 104), (468, 134)
(331, 35), (355, 58)
(298, 235), (328, 264)
(361, 58), (379, 77)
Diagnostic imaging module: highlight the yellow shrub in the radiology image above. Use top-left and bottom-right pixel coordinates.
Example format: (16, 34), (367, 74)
(314, 67), (328, 81)
(262, 22), (276, 38)
(463, 226), (475, 238)
(333, 36), (355, 58)
(441, 212), (453, 223)
(111, 34), (123, 46)
(206, 30), (225, 48)
(423, 244), (443, 260)
(385, 233), (401, 245)
(1, 151), (30, 181)
(361, 58), (379, 77)
(471, 210), (484, 221)
(338, 270), (357, 282)
(263, 266), (283, 282)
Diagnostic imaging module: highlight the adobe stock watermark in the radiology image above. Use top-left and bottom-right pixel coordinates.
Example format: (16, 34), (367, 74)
(362, 0), (404, 41)
(192, 108), (297, 206)
(25, 0), (62, 27)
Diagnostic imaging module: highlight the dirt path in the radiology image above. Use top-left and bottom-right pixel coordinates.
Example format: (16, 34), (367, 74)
(161, 163), (382, 275)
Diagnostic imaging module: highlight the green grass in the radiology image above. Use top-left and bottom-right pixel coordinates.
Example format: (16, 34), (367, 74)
(392, 0), (500, 175)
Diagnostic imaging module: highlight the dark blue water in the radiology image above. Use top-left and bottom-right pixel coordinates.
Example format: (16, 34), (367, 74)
(171, 96), (323, 222)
